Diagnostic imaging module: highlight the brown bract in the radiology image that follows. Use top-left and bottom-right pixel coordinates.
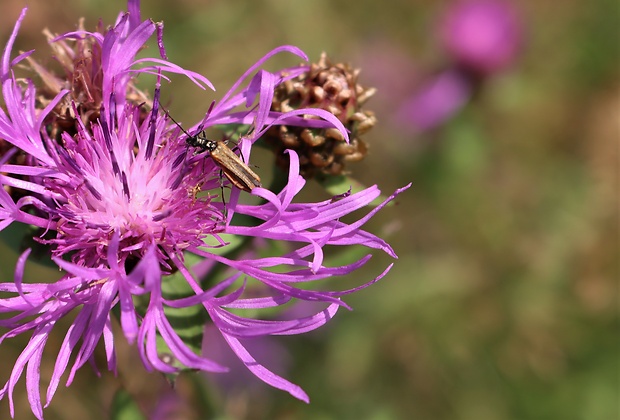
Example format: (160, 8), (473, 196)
(24, 19), (151, 142)
(265, 52), (377, 179)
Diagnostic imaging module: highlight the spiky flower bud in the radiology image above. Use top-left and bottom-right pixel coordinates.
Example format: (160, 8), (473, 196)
(25, 22), (152, 143)
(265, 53), (377, 179)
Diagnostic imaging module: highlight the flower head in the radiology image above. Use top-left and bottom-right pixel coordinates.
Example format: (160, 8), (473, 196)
(264, 53), (377, 179)
(396, 69), (471, 132)
(0, 2), (408, 418)
(439, 0), (523, 74)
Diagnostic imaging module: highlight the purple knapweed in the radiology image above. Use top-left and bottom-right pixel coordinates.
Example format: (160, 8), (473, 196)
(396, 69), (471, 132)
(0, 2), (408, 419)
(438, 0), (523, 75)
(396, 1), (523, 133)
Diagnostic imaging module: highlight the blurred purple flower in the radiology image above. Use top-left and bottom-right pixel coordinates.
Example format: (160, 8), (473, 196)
(150, 388), (195, 420)
(396, 69), (471, 132)
(0, 2), (409, 419)
(438, 0), (523, 74)
(397, 1), (523, 133)
(355, 39), (420, 111)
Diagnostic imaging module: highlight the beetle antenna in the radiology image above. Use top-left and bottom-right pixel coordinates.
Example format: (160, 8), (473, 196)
(160, 105), (194, 138)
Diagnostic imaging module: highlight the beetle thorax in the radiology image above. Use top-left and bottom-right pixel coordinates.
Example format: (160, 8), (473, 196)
(186, 133), (218, 152)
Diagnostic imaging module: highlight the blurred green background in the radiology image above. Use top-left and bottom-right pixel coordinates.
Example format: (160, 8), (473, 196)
(0, 0), (617, 419)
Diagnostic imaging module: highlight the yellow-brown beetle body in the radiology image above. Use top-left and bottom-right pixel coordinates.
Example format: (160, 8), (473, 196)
(186, 134), (262, 192)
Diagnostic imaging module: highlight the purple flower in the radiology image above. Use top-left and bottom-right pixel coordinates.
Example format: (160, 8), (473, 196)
(438, 0), (523, 74)
(0, 2), (409, 418)
(396, 69), (471, 132)
(395, 1), (523, 133)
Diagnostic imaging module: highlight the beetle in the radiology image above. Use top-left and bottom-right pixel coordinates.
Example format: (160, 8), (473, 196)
(185, 133), (262, 192)
(164, 108), (262, 192)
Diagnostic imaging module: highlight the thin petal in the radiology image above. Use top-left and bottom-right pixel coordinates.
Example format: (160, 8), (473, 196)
(222, 334), (309, 403)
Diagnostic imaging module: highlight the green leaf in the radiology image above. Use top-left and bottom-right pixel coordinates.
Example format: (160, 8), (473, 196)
(110, 388), (146, 420)
(199, 233), (248, 256)
(156, 269), (208, 374)
(0, 222), (58, 269)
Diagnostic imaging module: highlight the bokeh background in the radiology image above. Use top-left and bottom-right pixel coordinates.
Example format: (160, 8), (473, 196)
(0, 0), (617, 419)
